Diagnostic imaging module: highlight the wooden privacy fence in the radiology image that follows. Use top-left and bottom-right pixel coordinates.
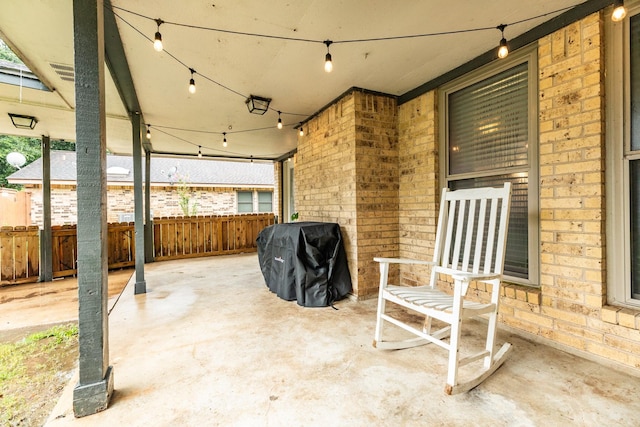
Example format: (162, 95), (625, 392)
(0, 226), (39, 285)
(0, 213), (275, 286)
(153, 213), (275, 261)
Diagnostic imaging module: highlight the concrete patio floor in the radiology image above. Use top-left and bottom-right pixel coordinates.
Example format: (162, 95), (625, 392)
(30, 253), (640, 426)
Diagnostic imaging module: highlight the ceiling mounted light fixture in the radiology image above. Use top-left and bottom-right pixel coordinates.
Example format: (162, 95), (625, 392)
(222, 132), (228, 147)
(324, 40), (333, 73)
(245, 95), (271, 115)
(277, 111), (283, 129)
(153, 18), (164, 52)
(612, 0), (627, 21)
(146, 124), (151, 139)
(496, 24), (509, 59)
(8, 113), (38, 130)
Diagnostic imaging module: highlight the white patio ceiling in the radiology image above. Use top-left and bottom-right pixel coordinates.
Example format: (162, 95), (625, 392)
(0, 0), (591, 161)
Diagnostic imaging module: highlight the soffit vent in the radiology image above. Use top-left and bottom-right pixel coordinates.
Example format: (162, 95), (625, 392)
(49, 62), (75, 82)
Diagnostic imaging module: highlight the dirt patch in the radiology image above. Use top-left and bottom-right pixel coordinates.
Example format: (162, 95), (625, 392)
(0, 324), (78, 427)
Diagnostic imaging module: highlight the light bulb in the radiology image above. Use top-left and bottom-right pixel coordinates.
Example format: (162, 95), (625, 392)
(496, 25), (509, 60)
(198, 146), (202, 158)
(612, 1), (627, 22)
(188, 69), (196, 94)
(299, 127), (304, 137)
(498, 39), (509, 59)
(324, 40), (333, 73)
(146, 125), (151, 139)
(324, 53), (333, 73)
(277, 112), (283, 129)
(153, 19), (164, 52)
(223, 133), (227, 147)
(154, 32), (163, 52)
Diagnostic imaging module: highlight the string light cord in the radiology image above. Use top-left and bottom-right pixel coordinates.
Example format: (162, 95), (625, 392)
(152, 126), (290, 158)
(112, 4), (574, 45)
(151, 122), (297, 135)
(110, 3), (576, 142)
(112, 9), (312, 119)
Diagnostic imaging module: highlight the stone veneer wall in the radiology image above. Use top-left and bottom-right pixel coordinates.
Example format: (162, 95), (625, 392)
(27, 185), (271, 226)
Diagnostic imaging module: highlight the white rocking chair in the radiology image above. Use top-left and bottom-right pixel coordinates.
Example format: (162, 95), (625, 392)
(373, 182), (512, 395)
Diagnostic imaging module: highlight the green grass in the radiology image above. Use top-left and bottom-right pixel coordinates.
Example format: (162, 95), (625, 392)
(0, 324), (78, 426)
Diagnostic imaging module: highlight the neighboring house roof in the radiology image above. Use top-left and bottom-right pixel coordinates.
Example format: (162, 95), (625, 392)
(7, 151), (275, 188)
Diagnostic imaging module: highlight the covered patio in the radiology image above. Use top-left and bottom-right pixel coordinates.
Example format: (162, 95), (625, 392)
(43, 254), (639, 426)
(3, 0), (640, 420)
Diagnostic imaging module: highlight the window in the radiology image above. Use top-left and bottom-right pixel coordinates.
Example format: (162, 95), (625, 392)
(607, 0), (640, 307)
(258, 191), (273, 212)
(237, 191), (253, 213)
(440, 48), (539, 285)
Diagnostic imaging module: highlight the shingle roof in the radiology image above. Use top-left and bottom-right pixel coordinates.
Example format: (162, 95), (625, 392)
(7, 151), (274, 187)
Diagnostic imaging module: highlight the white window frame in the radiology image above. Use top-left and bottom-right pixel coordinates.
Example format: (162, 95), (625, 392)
(606, 0), (640, 308)
(439, 46), (539, 286)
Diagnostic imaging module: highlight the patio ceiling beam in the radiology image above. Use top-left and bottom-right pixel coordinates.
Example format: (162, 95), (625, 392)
(399, 0), (613, 104)
(103, 0), (152, 153)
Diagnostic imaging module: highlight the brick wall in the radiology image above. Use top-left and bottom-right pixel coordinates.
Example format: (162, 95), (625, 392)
(27, 185), (271, 226)
(295, 89), (398, 297)
(533, 12), (640, 369)
(396, 91), (440, 288)
(292, 13), (640, 371)
(353, 91), (398, 296)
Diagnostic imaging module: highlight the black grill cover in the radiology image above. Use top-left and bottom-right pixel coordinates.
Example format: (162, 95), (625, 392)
(256, 222), (352, 307)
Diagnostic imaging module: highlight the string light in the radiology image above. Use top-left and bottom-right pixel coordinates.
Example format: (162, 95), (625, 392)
(112, 5), (578, 121)
(612, 0), (627, 21)
(324, 40), (333, 73)
(277, 111), (283, 129)
(198, 145), (202, 158)
(223, 132), (227, 147)
(111, 4), (581, 145)
(146, 124), (151, 139)
(188, 68), (196, 94)
(496, 24), (509, 59)
(153, 18), (164, 52)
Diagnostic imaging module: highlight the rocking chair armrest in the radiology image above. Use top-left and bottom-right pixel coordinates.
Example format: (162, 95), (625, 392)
(450, 271), (501, 283)
(373, 257), (435, 266)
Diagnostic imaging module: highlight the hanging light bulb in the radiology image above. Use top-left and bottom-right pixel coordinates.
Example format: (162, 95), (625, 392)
(153, 19), (164, 52)
(146, 124), (151, 140)
(299, 126), (304, 137)
(612, 0), (627, 22)
(198, 146), (202, 158)
(277, 111), (283, 129)
(496, 24), (509, 59)
(188, 68), (196, 94)
(324, 40), (333, 73)
(250, 155), (254, 164)
(223, 132), (227, 147)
